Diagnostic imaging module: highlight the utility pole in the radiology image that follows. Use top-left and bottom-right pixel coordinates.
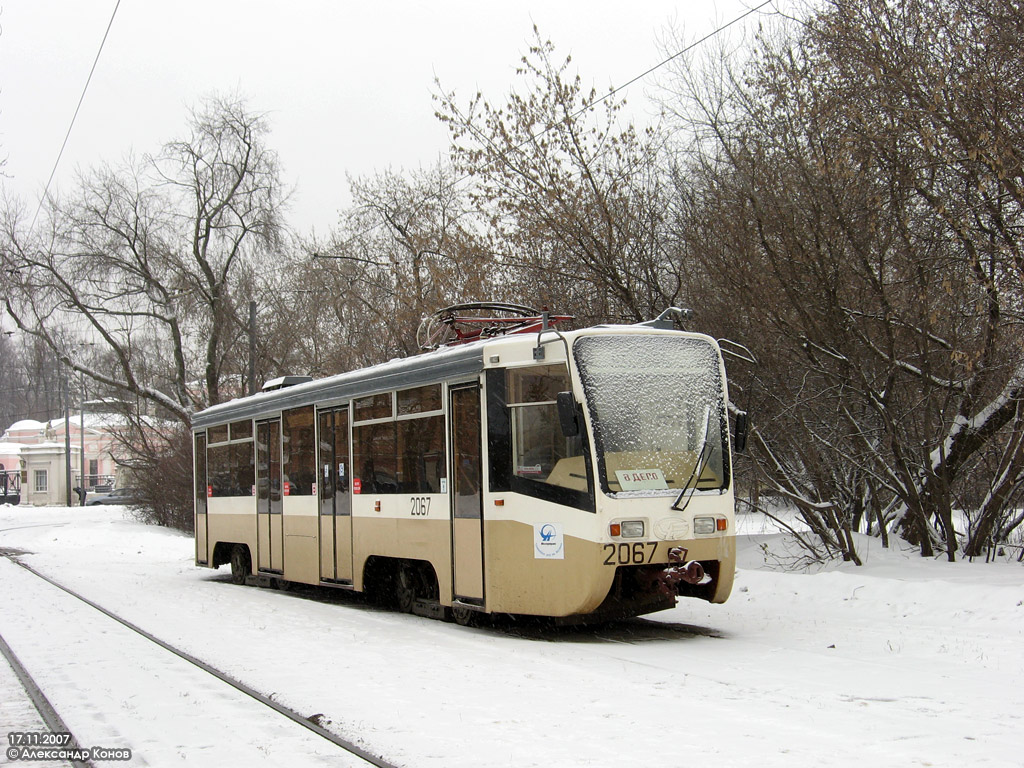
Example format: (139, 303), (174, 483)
(79, 372), (86, 504)
(62, 369), (72, 507)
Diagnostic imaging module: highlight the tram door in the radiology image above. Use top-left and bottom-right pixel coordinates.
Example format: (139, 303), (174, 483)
(256, 419), (284, 572)
(450, 384), (484, 603)
(318, 408), (353, 582)
(194, 433), (208, 564)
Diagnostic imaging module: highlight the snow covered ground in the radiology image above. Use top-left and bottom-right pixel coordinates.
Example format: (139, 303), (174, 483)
(1, 504), (1021, 767)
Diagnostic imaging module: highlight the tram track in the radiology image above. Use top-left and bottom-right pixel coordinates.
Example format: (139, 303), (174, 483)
(0, 553), (400, 768)
(0, 629), (92, 768)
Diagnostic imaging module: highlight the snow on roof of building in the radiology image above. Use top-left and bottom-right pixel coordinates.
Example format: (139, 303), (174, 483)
(5, 419), (44, 433)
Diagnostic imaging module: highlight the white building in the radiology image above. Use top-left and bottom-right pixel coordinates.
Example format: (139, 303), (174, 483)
(0, 413), (125, 506)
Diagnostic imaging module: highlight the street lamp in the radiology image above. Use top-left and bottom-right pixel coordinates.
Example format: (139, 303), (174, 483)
(62, 369), (72, 507)
(60, 343), (95, 507)
(78, 372), (86, 505)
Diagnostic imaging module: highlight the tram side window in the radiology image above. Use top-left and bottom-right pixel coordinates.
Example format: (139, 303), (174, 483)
(351, 386), (447, 495)
(208, 443), (228, 496)
(206, 426), (255, 498)
(508, 365), (584, 487)
(398, 416), (445, 493)
(510, 404), (578, 481)
(353, 421), (398, 493)
(487, 367), (593, 512)
(283, 406), (316, 495)
(354, 393), (392, 421)
(232, 442), (254, 495)
(398, 384), (442, 415)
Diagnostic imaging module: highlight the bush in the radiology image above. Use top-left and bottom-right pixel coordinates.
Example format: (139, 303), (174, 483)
(130, 425), (195, 533)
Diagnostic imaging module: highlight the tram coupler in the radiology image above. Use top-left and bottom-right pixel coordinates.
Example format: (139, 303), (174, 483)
(635, 547), (706, 598)
(667, 546), (706, 585)
(669, 559), (706, 586)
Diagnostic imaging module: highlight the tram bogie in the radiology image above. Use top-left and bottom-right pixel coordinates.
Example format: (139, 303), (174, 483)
(193, 312), (741, 622)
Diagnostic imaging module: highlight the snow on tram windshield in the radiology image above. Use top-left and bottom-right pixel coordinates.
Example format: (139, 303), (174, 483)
(574, 334), (728, 497)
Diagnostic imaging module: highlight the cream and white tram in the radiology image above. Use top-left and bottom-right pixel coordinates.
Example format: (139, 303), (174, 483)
(192, 310), (744, 623)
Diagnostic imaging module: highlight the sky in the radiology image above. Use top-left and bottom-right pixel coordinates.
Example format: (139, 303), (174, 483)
(0, 1), (762, 235)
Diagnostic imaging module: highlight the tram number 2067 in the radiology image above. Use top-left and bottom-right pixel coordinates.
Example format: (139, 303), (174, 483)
(603, 542), (658, 566)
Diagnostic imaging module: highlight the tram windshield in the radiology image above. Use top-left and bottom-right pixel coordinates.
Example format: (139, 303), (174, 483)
(574, 334), (728, 497)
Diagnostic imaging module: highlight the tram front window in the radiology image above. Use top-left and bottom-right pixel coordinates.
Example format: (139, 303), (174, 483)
(574, 334), (728, 497)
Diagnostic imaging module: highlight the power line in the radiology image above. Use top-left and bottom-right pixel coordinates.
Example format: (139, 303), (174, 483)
(551, 0), (776, 146)
(324, 0), (777, 254)
(29, 0), (123, 234)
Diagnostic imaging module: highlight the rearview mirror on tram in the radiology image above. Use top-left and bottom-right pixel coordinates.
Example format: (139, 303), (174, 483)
(556, 391), (580, 437)
(734, 410), (749, 453)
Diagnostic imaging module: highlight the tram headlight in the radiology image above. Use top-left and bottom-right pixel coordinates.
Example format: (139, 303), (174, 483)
(620, 520), (645, 538)
(694, 517), (716, 535)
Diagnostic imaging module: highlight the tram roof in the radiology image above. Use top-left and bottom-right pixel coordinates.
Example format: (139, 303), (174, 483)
(191, 323), (719, 429)
(192, 340), (486, 429)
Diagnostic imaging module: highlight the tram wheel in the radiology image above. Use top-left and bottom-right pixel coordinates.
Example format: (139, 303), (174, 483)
(229, 545), (250, 586)
(451, 605), (477, 627)
(394, 563), (418, 613)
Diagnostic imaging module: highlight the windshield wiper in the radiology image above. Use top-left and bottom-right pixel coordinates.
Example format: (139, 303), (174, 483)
(670, 406), (713, 512)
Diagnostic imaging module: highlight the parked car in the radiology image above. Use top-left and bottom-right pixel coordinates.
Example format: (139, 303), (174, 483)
(86, 487), (142, 506)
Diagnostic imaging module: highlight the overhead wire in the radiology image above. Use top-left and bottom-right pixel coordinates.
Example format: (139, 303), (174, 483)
(28, 0), (123, 235)
(322, 0), (777, 255)
(533, 0), (776, 149)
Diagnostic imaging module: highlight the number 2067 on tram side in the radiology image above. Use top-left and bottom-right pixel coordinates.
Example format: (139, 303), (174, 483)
(192, 319), (745, 624)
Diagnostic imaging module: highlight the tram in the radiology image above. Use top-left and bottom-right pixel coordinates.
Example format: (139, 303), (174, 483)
(192, 306), (747, 623)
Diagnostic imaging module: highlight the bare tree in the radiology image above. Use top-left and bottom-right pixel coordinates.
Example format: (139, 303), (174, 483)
(663, 0), (1024, 559)
(0, 334), (62, 427)
(434, 29), (678, 325)
(304, 163), (495, 369)
(1, 95), (286, 425)
(0, 96), (286, 531)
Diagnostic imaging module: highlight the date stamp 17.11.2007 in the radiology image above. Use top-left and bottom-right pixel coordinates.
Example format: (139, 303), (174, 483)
(6, 732), (132, 762)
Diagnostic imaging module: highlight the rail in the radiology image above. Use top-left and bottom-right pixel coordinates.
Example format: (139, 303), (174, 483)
(0, 552), (401, 768)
